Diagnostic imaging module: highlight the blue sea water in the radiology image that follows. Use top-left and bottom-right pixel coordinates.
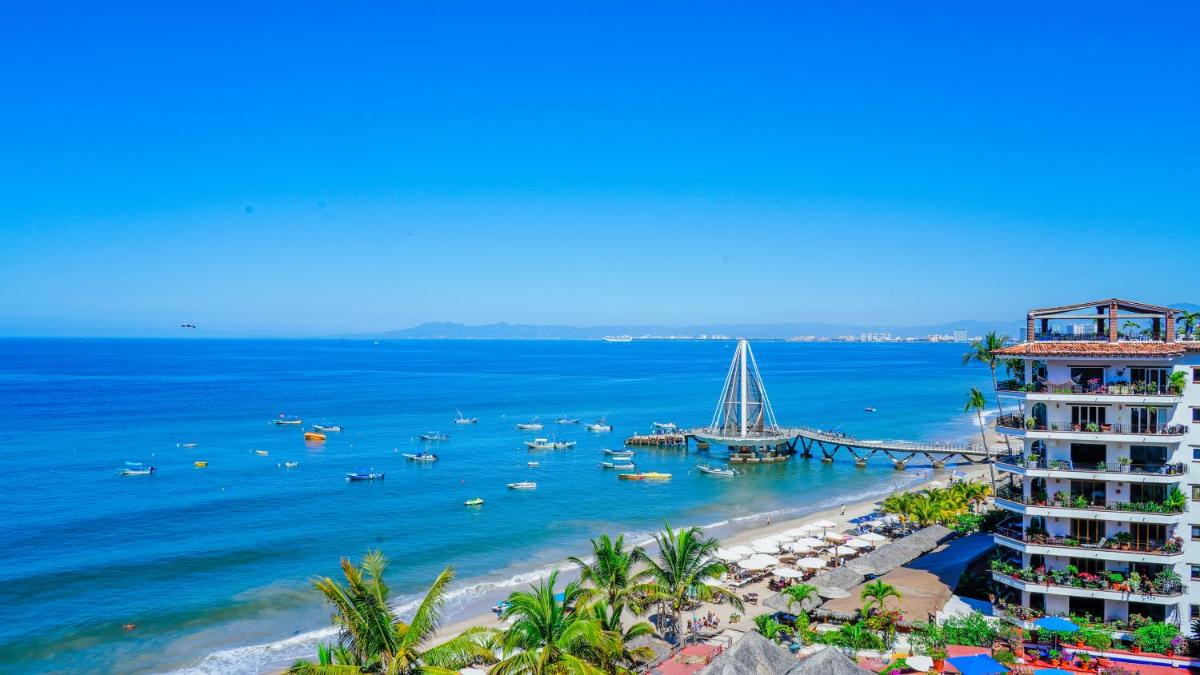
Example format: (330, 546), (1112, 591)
(0, 339), (991, 674)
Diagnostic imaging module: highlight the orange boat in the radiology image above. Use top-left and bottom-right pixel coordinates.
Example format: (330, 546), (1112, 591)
(304, 432), (326, 442)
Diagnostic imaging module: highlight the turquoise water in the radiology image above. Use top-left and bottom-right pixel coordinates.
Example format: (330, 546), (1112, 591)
(0, 339), (991, 674)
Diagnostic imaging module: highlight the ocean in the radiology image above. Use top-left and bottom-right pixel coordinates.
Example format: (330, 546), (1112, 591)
(0, 338), (992, 674)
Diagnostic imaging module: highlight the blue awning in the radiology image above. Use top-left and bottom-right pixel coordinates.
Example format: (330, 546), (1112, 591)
(1033, 616), (1080, 633)
(946, 654), (1009, 675)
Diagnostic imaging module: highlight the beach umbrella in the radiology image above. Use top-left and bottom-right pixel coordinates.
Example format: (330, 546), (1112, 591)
(795, 557), (827, 570)
(727, 545), (755, 558)
(782, 527), (811, 537)
(795, 536), (826, 548)
(809, 519), (838, 529)
(946, 654), (1009, 675)
(905, 655), (933, 672)
(740, 554), (779, 570)
(858, 532), (887, 542)
(784, 542), (812, 554)
(766, 533), (795, 544)
(715, 547), (745, 562)
(823, 532), (847, 542)
(832, 545), (856, 556)
(751, 539), (780, 554)
(773, 568), (805, 579)
(844, 538), (872, 549)
(1033, 616), (1079, 633)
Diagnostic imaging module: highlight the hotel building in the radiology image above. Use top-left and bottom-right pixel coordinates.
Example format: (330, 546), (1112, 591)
(989, 299), (1200, 633)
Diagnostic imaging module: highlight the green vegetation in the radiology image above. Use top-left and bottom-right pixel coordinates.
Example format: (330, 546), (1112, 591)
(880, 480), (992, 528)
(640, 523), (743, 640)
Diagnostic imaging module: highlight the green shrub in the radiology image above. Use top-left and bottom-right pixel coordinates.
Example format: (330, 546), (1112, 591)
(941, 612), (997, 647)
(1133, 622), (1179, 654)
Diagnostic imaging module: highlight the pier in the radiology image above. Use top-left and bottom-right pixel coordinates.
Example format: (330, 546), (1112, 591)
(624, 432), (687, 447)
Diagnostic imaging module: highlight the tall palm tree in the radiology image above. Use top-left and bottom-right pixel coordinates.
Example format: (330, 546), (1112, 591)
(964, 387), (995, 487)
(880, 492), (915, 530)
(582, 600), (656, 670)
(781, 583), (819, 612)
(568, 534), (651, 619)
(289, 552), (497, 675)
(492, 571), (619, 675)
(860, 580), (902, 615)
(906, 493), (940, 526)
(1177, 311), (1200, 339)
(962, 331), (1013, 452)
(641, 523), (743, 642)
(1122, 320), (1141, 339)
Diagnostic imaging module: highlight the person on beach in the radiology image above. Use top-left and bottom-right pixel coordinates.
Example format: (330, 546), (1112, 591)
(840, 504), (846, 515)
(766, 516), (771, 526)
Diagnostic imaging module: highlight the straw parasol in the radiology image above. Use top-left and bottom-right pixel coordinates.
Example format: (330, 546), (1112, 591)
(795, 557), (827, 570)
(703, 630), (796, 675)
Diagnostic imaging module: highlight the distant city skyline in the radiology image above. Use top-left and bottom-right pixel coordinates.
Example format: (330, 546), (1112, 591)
(2, 3), (1198, 336)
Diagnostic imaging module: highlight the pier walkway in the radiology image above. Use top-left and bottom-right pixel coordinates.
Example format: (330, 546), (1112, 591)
(682, 426), (996, 468)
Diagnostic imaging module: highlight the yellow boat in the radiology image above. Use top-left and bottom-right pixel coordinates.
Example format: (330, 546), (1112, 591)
(304, 432), (326, 442)
(194, 461), (208, 468)
(643, 472), (672, 480)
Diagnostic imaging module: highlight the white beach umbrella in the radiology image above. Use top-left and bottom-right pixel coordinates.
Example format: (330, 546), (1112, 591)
(832, 545), (857, 556)
(727, 545), (755, 558)
(809, 519), (838, 529)
(782, 527), (811, 538)
(906, 655), (934, 672)
(740, 553), (779, 570)
(858, 532), (887, 542)
(751, 538), (780, 554)
(845, 538), (872, 549)
(715, 547), (744, 562)
(784, 542), (812, 554)
(795, 557), (827, 570)
(766, 533), (795, 544)
(823, 532), (847, 542)
(773, 568), (805, 579)
(795, 537), (826, 548)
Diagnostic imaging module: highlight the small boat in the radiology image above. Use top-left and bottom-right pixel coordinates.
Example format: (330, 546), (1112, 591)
(177, 442), (198, 448)
(601, 336), (633, 343)
(525, 438), (556, 450)
(304, 432), (326, 442)
(347, 470), (384, 481)
(603, 448), (634, 457)
(553, 440), (577, 449)
(527, 461), (539, 467)
(864, 407), (877, 413)
(556, 417), (580, 424)
(419, 431), (449, 441)
(255, 450), (269, 456)
(652, 421), (678, 430)
(600, 461), (636, 469)
(516, 421), (543, 431)
(586, 419), (613, 432)
(454, 411), (478, 425)
(273, 415), (303, 425)
(618, 472), (645, 481)
(313, 424), (343, 432)
(643, 472), (672, 480)
(119, 463), (156, 476)
(464, 497), (484, 506)
(283, 461), (299, 469)
(698, 465), (737, 477)
(403, 452), (439, 462)
(194, 460), (208, 468)
(507, 481), (537, 490)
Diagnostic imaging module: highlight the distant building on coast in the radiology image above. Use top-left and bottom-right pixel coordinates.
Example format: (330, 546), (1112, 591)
(989, 298), (1200, 632)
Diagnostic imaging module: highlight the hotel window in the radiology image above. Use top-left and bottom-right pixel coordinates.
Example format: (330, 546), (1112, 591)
(1071, 406), (1106, 428)
(1130, 367), (1169, 392)
(1193, 367), (1200, 384)
(1193, 524), (1200, 539)
(1192, 566), (1200, 581)
(1070, 519), (1104, 545)
(1193, 448), (1200, 462)
(1193, 605), (1200, 620)
(1131, 407), (1162, 433)
(1192, 485), (1200, 502)
(1193, 408), (1200, 423)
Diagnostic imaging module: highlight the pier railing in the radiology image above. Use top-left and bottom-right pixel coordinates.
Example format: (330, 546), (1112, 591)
(791, 426), (987, 456)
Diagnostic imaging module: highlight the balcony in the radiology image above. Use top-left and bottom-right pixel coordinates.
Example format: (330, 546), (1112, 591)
(995, 455), (1186, 483)
(990, 563), (1184, 603)
(993, 524), (1185, 563)
(995, 415), (1189, 441)
(993, 485), (1184, 524)
(996, 379), (1182, 402)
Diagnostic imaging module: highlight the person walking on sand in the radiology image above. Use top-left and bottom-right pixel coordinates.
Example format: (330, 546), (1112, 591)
(840, 504), (846, 516)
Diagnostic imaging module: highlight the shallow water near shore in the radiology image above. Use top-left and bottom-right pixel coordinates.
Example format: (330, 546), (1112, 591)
(0, 338), (992, 673)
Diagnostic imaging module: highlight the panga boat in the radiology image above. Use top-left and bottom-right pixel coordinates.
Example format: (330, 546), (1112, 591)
(556, 417), (580, 424)
(698, 465), (737, 477)
(652, 421), (678, 430)
(419, 431), (449, 441)
(313, 424), (343, 432)
(618, 472), (671, 481)
(454, 411), (478, 425)
(516, 421), (543, 431)
(304, 432), (326, 441)
(864, 407), (877, 413)
(255, 449), (269, 456)
(553, 440), (577, 449)
(194, 461), (208, 468)
(464, 497), (484, 506)
(120, 463), (156, 476)
(273, 415), (302, 425)
(177, 442), (199, 448)
(527, 461), (539, 467)
(283, 461), (299, 468)
(601, 461), (636, 469)
(347, 470), (384, 481)
(603, 448), (634, 457)
(585, 420), (613, 432)
(524, 438), (556, 450)
(507, 481), (537, 490)
(403, 452), (439, 462)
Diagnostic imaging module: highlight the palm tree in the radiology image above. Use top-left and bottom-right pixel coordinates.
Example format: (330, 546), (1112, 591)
(1169, 370), (1188, 395)
(954, 480), (991, 513)
(582, 600), (656, 670)
(962, 331), (1013, 453)
(964, 387), (995, 486)
(880, 492), (915, 531)
(289, 552), (497, 674)
(1177, 311), (1200, 339)
(781, 583), (819, 612)
(492, 571), (620, 675)
(861, 580), (902, 615)
(641, 523), (743, 642)
(753, 614), (786, 642)
(1122, 320), (1141, 339)
(905, 493), (940, 526)
(568, 534), (651, 618)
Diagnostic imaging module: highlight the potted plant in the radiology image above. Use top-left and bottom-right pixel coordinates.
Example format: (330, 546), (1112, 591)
(929, 647), (947, 671)
(1165, 487), (1187, 512)
(1025, 417), (1037, 430)
(1128, 570), (1142, 592)
(1072, 422), (1081, 431)
(1050, 423), (1059, 431)
(1085, 422), (1100, 433)
(1074, 494), (1089, 509)
(1048, 648), (1061, 666)
(1119, 456), (1131, 471)
(1095, 461), (1107, 472)
(1101, 423), (1113, 432)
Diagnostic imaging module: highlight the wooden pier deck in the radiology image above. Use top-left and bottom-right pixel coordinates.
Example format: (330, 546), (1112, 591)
(681, 426), (997, 467)
(624, 432), (687, 447)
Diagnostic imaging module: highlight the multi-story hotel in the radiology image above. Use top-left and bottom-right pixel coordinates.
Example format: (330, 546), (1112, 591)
(988, 298), (1200, 634)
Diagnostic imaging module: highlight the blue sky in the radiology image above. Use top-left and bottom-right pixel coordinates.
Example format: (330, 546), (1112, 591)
(1, 3), (1197, 336)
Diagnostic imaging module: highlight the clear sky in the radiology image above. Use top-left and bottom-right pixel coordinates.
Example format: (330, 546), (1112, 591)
(1, 3), (1197, 336)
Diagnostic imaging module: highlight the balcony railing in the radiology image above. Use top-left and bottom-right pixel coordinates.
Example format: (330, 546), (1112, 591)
(994, 524), (1184, 556)
(995, 415), (1188, 436)
(990, 567), (1184, 598)
(1033, 332), (1171, 342)
(994, 485), (1184, 515)
(996, 379), (1183, 397)
(995, 455), (1187, 476)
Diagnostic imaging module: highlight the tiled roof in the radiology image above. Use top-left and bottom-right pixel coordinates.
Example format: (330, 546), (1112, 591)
(994, 341), (1189, 357)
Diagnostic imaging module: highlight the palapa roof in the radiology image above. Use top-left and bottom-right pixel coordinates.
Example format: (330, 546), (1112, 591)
(786, 646), (873, 674)
(700, 630), (796, 675)
(846, 525), (952, 577)
(807, 566), (865, 594)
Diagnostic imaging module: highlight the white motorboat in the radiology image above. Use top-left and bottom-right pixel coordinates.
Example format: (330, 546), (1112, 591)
(119, 462), (156, 476)
(527, 461), (539, 467)
(552, 440), (576, 449)
(454, 411), (478, 425)
(601, 461), (636, 470)
(586, 419), (613, 432)
(556, 417), (580, 424)
(516, 421), (543, 431)
(347, 470), (385, 481)
(283, 461), (299, 469)
(524, 438), (556, 450)
(507, 481), (537, 490)
(419, 431), (449, 441)
(603, 448), (634, 458)
(652, 421), (678, 430)
(403, 452), (439, 462)
(273, 415), (303, 425)
(864, 407), (877, 413)
(313, 424), (343, 432)
(698, 465), (737, 477)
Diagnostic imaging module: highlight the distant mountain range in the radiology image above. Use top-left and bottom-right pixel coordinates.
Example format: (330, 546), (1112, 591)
(357, 319), (1025, 340)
